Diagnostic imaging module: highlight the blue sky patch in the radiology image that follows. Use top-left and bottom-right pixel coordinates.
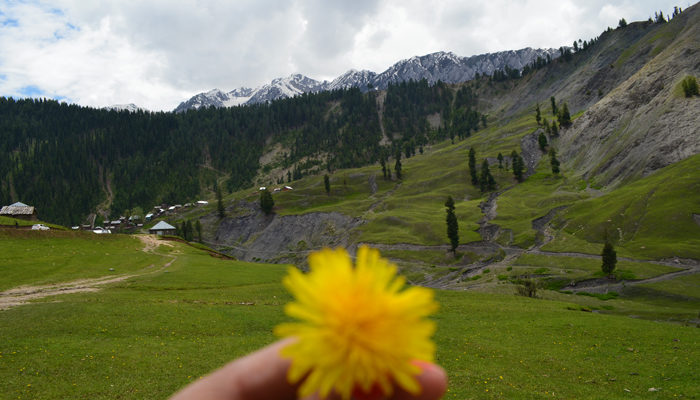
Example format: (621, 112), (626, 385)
(1, 18), (19, 27)
(19, 85), (44, 97)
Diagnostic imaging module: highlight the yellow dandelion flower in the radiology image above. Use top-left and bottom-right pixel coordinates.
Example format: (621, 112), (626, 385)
(275, 245), (438, 400)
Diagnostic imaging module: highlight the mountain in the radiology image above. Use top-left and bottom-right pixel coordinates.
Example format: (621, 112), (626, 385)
(172, 88), (254, 112)
(103, 103), (146, 112)
(327, 69), (377, 91)
(372, 48), (558, 88)
(246, 74), (328, 104)
(174, 48), (559, 112)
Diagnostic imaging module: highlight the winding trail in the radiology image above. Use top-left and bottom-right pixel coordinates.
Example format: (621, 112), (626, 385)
(0, 235), (175, 311)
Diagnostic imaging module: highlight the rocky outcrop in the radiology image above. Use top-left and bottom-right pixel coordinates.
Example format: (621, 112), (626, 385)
(208, 205), (363, 266)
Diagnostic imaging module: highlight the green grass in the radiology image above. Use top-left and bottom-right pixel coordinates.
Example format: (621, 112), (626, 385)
(546, 154), (700, 259)
(0, 231), (162, 291)
(0, 235), (698, 399)
(492, 163), (588, 248)
(513, 253), (682, 281)
(0, 216), (66, 230)
(637, 274), (700, 301)
(380, 249), (467, 266)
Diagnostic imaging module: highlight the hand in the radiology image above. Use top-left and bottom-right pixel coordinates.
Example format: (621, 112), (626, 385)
(170, 338), (447, 400)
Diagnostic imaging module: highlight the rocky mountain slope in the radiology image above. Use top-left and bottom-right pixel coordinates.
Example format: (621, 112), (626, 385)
(558, 6), (700, 186)
(174, 48), (559, 112)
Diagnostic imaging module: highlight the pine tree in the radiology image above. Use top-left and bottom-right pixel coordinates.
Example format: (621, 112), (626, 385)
(538, 131), (548, 152)
(394, 152), (402, 180)
(324, 174), (331, 195)
(260, 189), (274, 215)
(550, 96), (557, 116)
(195, 219), (202, 242)
(511, 150), (524, 182)
(497, 152), (504, 169)
(558, 102), (572, 128)
(380, 158), (387, 180)
(535, 103), (541, 125)
(480, 159), (496, 192)
(216, 185), (225, 219)
(551, 120), (559, 136)
(468, 147), (479, 186)
(185, 220), (194, 242)
(601, 241), (617, 277)
(549, 148), (560, 174)
(445, 196), (459, 256)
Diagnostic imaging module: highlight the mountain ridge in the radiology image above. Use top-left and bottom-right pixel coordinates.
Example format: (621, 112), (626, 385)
(173, 47), (559, 112)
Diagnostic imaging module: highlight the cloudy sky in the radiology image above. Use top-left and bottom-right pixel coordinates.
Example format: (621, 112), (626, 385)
(0, 0), (689, 111)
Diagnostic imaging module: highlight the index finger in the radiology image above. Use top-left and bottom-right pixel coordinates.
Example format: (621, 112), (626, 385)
(169, 338), (297, 400)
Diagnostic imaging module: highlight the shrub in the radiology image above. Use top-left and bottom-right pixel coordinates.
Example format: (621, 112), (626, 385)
(516, 279), (538, 298)
(681, 76), (699, 97)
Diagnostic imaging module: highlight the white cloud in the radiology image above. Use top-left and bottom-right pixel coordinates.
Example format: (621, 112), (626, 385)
(0, 0), (687, 111)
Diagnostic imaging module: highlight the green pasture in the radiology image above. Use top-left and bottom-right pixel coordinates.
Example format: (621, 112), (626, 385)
(0, 231), (162, 291)
(513, 253), (682, 281)
(1, 233), (698, 399)
(546, 154), (700, 259)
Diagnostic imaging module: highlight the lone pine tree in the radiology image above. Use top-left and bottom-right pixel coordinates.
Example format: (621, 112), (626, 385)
(394, 152), (402, 180)
(468, 147), (479, 185)
(558, 102), (572, 128)
(511, 150), (525, 182)
(601, 241), (617, 277)
(445, 195), (459, 256)
(216, 185), (225, 219)
(260, 189), (275, 215)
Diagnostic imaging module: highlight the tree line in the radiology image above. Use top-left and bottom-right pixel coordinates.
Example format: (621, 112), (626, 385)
(0, 79), (488, 225)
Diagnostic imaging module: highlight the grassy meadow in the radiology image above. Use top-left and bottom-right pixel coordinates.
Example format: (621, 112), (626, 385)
(1, 232), (698, 399)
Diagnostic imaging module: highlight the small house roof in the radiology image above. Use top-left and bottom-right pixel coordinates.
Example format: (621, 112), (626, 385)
(10, 202), (28, 207)
(0, 205), (35, 215)
(150, 221), (176, 230)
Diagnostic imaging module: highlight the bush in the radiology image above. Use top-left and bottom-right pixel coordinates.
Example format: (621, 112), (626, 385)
(516, 279), (538, 298)
(681, 76), (699, 97)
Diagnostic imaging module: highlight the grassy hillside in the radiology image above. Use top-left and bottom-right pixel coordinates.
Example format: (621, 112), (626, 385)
(0, 232), (697, 399)
(544, 154), (700, 259)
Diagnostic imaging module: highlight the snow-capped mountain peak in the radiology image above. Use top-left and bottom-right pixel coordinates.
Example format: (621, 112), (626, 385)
(174, 47), (560, 112)
(103, 103), (145, 112)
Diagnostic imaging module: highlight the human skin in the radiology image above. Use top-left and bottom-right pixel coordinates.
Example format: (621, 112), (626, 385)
(170, 338), (447, 400)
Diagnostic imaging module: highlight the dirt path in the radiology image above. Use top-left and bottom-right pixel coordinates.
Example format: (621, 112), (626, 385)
(0, 235), (175, 311)
(562, 261), (700, 293)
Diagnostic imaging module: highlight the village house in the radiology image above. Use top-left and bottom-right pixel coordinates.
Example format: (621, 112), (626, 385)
(0, 202), (38, 221)
(148, 221), (176, 236)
